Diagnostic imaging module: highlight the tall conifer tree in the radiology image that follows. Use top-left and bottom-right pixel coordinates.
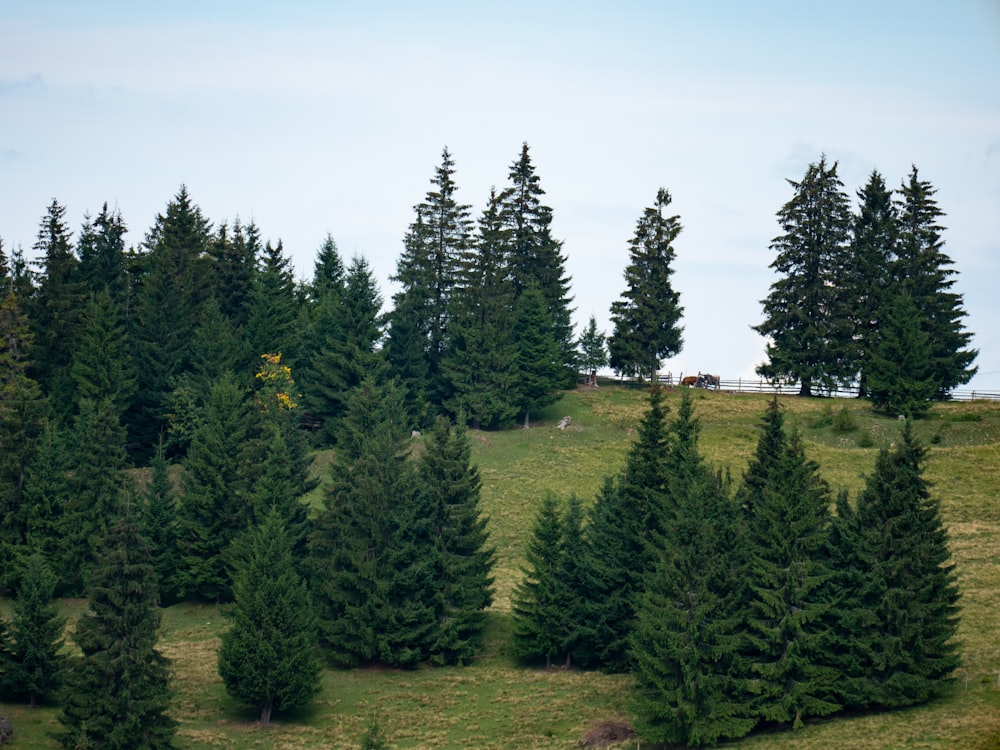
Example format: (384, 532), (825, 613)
(57, 504), (176, 750)
(754, 157), (854, 395)
(608, 188), (684, 381)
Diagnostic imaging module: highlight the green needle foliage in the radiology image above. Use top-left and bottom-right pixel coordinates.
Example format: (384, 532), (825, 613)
(218, 508), (322, 725)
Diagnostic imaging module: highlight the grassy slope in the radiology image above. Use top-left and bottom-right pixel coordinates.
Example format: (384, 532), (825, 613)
(3, 386), (1000, 749)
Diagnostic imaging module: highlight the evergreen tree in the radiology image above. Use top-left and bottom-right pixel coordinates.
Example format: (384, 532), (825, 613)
(754, 157), (854, 395)
(390, 148), (473, 406)
(827, 421), (961, 709)
(141, 440), (181, 605)
(59, 397), (129, 594)
(631, 474), (753, 747)
(21, 421), (70, 591)
(26, 199), (85, 420)
(245, 239), (301, 371)
(846, 171), (897, 397)
(76, 203), (129, 307)
(209, 218), (259, 329)
(310, 233), (347, 301)
(443, 187), (520, 428)
(360, 711), (390, 750)
(383, 308), (431, 431)
(418, 417), (495, 665)
(577, 314), (607, 387)
(70, 289), (136, 421)
(736, 399), (840, 728)
(866, 290), (937, 417)
(308, 379), (434, 667)
(57, 503), (176, 750)
(175, 372), (253, 601)
(513, 286), (563, 428)
(499, 143), (576, 385)
(608, 188), (684, 381)
(301, 255), (388, 444)
(581, 385), (672, 670)
(893, 166), (977, 397)
(3, 551), (66, 706)
(218, 508), (322, 725)
(511, 493), (567, 667)
(129, 186), (214, 456)
(0, 293), (47, 566)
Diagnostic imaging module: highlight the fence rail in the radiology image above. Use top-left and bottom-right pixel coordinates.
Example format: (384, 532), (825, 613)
(653, 376), (1000, 402)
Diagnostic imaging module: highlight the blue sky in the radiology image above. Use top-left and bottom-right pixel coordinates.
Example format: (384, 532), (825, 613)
(3, 1), (999, 389)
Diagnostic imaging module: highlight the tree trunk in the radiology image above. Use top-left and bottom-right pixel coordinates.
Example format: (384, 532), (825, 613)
(523, 410), (530, 429)
(260, 701), (273, 725)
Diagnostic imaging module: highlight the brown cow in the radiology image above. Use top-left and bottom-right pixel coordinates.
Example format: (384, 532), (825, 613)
(681, 375), (698, 387)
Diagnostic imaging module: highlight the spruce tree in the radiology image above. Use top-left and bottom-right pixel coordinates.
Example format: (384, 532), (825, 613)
(209, 218), (259, 329)
(513, 286), (563, 428)
(511, 493), (567, 668)
(70, 289), (136, 423)
(846, 171), (897, 397)
(76, 203), (129, 307)
(141, 440), (181, 606)
(390, 147), (473, 406)
(4, 551), (66, 706)
(308, 379), (434, 667)
(608, 188), (684, 381)
(57, 504), (176, 750)
(581, 385), (672, 670)
(737, 399), (840, 728)
(499, 143), (576, 386)
(0, 293), (47, 566)
(577, 315), (607, 387)
(827, 421), (961, 709)
(443, 188), (521, 429)
(218, 509), (322, 725)
(175, 372), (253, 601)
(129, 186), (214, 456)
(754, 157), (854, 395)
(866, 290), (937, 417)
(419, 417), (495, 665)
(893, 166), (977, 397)
(245, 239), (301, 371)
(631, 474), (753, 746)
(26, 199), (85, 421)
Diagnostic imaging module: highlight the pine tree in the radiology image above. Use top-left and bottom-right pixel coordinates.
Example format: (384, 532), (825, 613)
(827, 421), (961, 709)
(76, 203), (129, 307)
(57, 504), (176, 750)
(245, 239), (301, 371)
(499, 143), (576, 386)
(390, 147), (473, 406)
(59, 397), (129, 595)
(737, 399), (840, 728)
(141, 440), (181, 605)
(308, 379), (433, 667)
(577, 315), (607, 387)
(301, 256), (388, 444)
(893, 166), (977, 397)
(754, 157), (854, 395)
(129, 186), (214, 456)
(21, 422), (70, 591)
(581, 385), (672, 670)
(631, 474), (754, 746)
(608, 188), (684, 381)
(70, 289), (136, 422)
(443, 187), (520, 428)
(512, 493), (567, 667)
(175, 373), (253, 601)
(866, 290), (937, 417)
(209, 218), (259, 329)
(419, 417), (495, 665)
(218, 508), (322, 725)
(4, 551), (66, 706)
(846, 171), (897, 397)
(26, 199), (85, 420)
(0, 293), (47, 566)
(513, 286), (563, 428)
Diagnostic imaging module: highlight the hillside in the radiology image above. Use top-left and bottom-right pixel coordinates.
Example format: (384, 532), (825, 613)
(3, 385), (1000, 749)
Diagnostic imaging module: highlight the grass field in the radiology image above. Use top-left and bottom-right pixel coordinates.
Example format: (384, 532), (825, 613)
(3, 385), (1000, 749)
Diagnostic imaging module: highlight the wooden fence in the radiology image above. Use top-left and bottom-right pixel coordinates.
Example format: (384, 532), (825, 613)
(653, 376), (1000, 402)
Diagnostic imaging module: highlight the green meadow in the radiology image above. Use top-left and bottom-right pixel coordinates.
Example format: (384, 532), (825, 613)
(3, 384), (1000, 749)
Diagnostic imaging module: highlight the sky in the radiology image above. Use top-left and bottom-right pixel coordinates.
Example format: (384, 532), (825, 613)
(3, 0), (999, 391)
